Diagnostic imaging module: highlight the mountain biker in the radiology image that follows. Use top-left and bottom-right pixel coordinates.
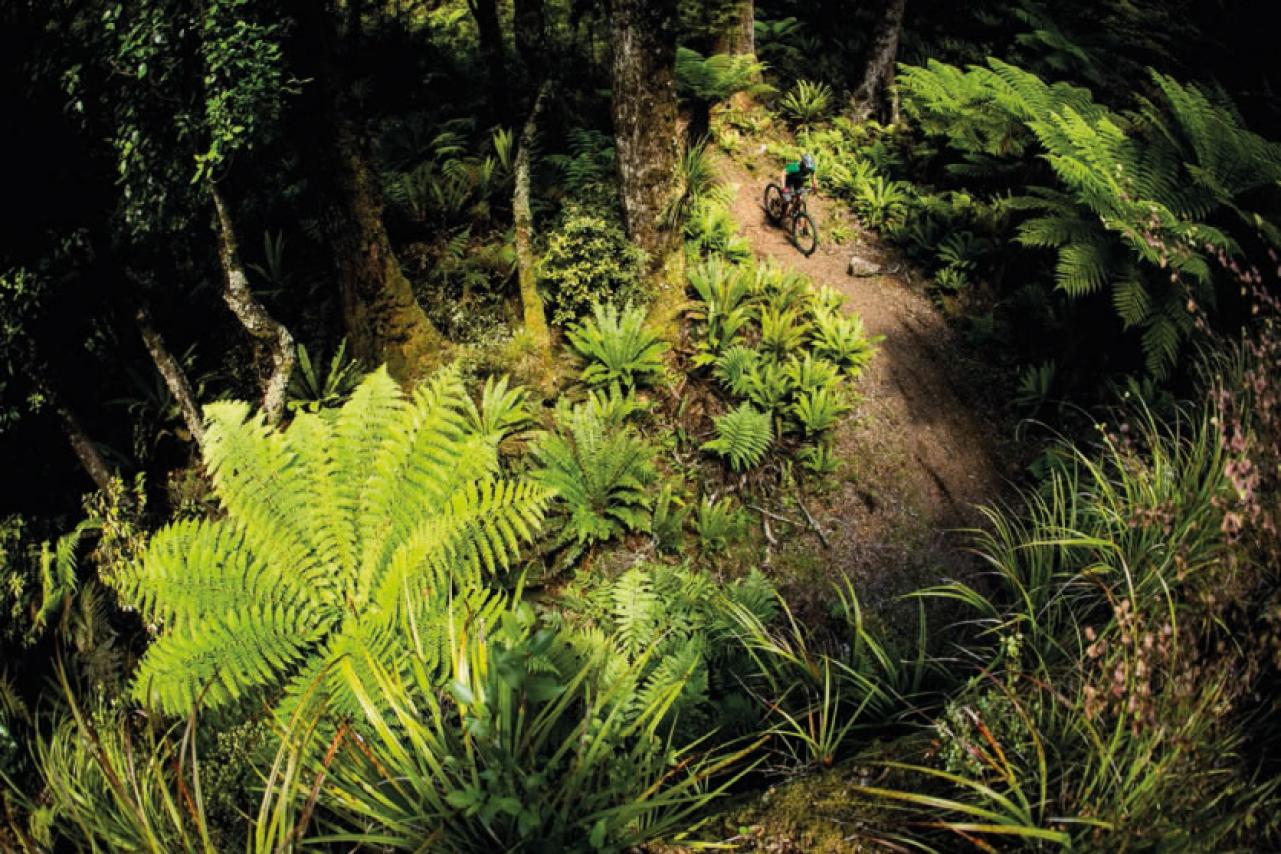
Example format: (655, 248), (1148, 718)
(782, 152), (818, 202)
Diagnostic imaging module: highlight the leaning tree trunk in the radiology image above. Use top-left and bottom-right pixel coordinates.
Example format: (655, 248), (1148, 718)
(609, 0), (684, 329)
(134, 303), (206, 446)
(850, 0), (907, 123)
(514, 82), (552, 361)
(210, 184), (296, 425)
(53, 399), (112, 494)
(467, 0), (512, 119)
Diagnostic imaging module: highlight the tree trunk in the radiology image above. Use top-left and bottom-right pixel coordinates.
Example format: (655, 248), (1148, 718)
(713, 0), (754, 56)
(514, 82), (552, 360)
(288, 0), (450, 384)
(329, 119), (450, 382)
(513, 0), (545, 76)
(609, 0), (684, 329)
(210, 183), (296, 424)
(134, 303), (206, 447)
(54, 401), (112, 494)
(467, 0), (512, 119)
(850, 0), (907, 123)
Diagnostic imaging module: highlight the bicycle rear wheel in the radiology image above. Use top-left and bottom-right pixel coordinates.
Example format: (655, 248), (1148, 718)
(791, 212), (818, 256)
(764, 183), (786, 225)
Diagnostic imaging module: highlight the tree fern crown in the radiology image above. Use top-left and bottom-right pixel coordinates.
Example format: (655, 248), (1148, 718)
(112, 366), (551, 716)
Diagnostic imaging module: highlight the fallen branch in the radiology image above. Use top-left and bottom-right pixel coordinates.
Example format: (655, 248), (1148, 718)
(746, 504), (803, 530)
(795, 490), (831, 549)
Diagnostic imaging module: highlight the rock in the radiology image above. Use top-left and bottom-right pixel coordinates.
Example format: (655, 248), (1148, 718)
(847, 256), (882, 277)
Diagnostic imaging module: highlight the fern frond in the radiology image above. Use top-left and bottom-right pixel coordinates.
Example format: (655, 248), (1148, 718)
(703, 403), (773, 471)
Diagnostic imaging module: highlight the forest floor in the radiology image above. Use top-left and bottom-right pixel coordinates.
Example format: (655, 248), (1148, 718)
(721, 148), (1010, 624)
(690, 151), (1014, 851)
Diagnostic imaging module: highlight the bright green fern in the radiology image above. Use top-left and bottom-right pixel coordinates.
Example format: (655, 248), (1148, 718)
(704, 403), (773, 471)
(111, 367), (550, 717)
(532, 402), (657, 564)
(566, 302), (667, 388)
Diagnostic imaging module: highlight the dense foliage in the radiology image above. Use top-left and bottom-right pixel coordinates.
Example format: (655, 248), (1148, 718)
(3, 0), (1280, 850)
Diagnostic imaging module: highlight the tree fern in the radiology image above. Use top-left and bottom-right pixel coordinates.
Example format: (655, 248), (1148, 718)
(111, 367), (550, 716)
(901, 57), (1281, 376)
(704, 403), (773, 471)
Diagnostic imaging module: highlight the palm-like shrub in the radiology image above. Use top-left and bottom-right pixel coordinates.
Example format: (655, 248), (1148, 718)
(566, 302), (667, 388)
(758, 305), (811, 358)
(292, 603), (758, 852)
(112, 367), (550, 716)
(743, 358), (794, 415)
(463, 374), (532, 445)
(650, 482), (691, 553)
(783, 352), (841, 396)
(704, 403), (773, 471)
(714, 345), (762, 398)
(694, 496), (747, 553)
(532, 403), (657, 563)
(854, 175), (911, 230)
(286, 338), (360, 413)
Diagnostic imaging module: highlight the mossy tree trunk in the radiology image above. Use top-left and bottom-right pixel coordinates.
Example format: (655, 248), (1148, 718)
(514, 82), (553, 361)
(53, 397), (112, 494)
(609, 0), (685, 331)
(329, 120), (450, 383)
(713, 0), (755, 56)
(850, 0), (907, 123)
(467, 0), (512, 120)
(513, 0), (546, 80)
(289, 0), (449, 384)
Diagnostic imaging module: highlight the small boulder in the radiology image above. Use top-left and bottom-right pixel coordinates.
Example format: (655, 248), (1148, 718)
(847, 256), (882, 277)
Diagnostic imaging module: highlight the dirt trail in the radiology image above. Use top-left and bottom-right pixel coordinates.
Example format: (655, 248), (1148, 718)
(721, 155), (1007, 597)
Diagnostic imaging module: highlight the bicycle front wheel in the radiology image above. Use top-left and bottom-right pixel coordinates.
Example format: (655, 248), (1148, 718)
(791, 212), (818, 257)
(764, 184), (786, 225)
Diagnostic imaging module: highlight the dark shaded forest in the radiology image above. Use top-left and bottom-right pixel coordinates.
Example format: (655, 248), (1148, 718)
(3, 0), (1280, 850)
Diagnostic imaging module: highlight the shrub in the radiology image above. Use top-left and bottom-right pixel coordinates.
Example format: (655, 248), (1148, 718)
(849, 403), (1281, 849)
(685, 197), (751, 261)
(812, 312), (879, 376)
(791, 387), (851, 437)
(290, 602), (758, 852)
(694, 496), (748, 553)
(688, 258), (753, 362)
(900, 59), (1281, 376)
(538, 202), (647, 327)
(287, 338), (359, 414)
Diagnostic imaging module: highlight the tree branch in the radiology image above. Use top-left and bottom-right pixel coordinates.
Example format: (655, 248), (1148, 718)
(209, 182), (295, 424)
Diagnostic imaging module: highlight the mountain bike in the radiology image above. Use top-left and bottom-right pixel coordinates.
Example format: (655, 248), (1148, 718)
(763, 183), (818, 257)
